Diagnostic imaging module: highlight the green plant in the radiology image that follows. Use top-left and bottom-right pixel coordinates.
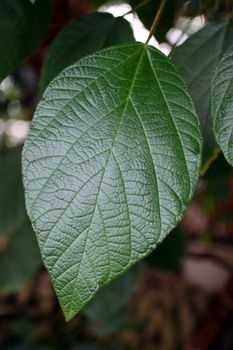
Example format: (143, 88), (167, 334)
(0, 0), (232, 322)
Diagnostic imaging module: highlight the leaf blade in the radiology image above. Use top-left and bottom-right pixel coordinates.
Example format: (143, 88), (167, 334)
(23, 42), (202, 320)
(211, 44), (233, 165)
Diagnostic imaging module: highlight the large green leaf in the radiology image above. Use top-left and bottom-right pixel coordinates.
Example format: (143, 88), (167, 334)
(40, 12), (134, 91)
(211, 44), (233, 166)
(172, 19), (233, 172)
(22, 42), (202, 320)
(0, 0), (52, 82)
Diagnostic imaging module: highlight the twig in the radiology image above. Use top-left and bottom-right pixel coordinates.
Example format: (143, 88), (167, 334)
(145, 0), (167, 44)
(123, 0), (152, 17)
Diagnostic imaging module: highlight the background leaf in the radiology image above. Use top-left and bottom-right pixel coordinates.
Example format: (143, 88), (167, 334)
(211, 44), (233, 166)
(146, 228), (185, 272)
(0, 146), (25, 238)
(172, 19), (233, 171)
(23, 42), (202, 320)
(83, 265), (140, 335)
(0, 0), (52, 82)
(0, 218), (41, 293)
(0, 146), (42, 292)
(40, 12), (134, 91)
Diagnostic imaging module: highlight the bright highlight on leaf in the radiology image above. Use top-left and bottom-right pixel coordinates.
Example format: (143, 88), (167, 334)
(22, 42), (202, 321)
(211, 44), (233, 166)
(40, 12), (134, 91)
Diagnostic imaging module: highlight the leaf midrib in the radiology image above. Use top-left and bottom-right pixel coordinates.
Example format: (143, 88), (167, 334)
(65, 46), (147, 319)
(146, 48), (191, 200)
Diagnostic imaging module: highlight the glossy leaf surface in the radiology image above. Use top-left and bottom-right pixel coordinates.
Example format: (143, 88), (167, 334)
(23, 42), (202, 320)
(211, 44), (233, 166)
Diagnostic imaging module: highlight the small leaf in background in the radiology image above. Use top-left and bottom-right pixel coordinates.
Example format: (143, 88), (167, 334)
(83, 266), (140, 335)
(0, 145), (42, 292)
(23, 42), (202, 320)
(172, 19), (233, 172)
(211, 44), (233, 166)
(0, 0), (52, 82)
(40, 12), (134, 91)
(0, 146), (25, 238)
(0, 218), (41, 293)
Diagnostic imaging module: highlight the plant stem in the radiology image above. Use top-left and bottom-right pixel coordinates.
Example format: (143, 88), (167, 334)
(123, 0), (152, 17)
(145, 0), (167, 44)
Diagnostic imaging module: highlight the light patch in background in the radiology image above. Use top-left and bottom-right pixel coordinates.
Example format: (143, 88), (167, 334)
(0, 120), (30, 146)
(0, 76), (14, 92)
(7, 120), (30, 145)
(166, 27), (188, 46)
(99, 2), (159, 49)
(99, 2), (205, 55)
(178, 15), (206, 35)
(0, 76), (29, 144)
(0, 5), (206, 145)
(169, 15), (205, 47)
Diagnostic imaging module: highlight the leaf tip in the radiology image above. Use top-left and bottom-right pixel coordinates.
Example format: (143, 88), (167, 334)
(64, 309), (77, 322)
